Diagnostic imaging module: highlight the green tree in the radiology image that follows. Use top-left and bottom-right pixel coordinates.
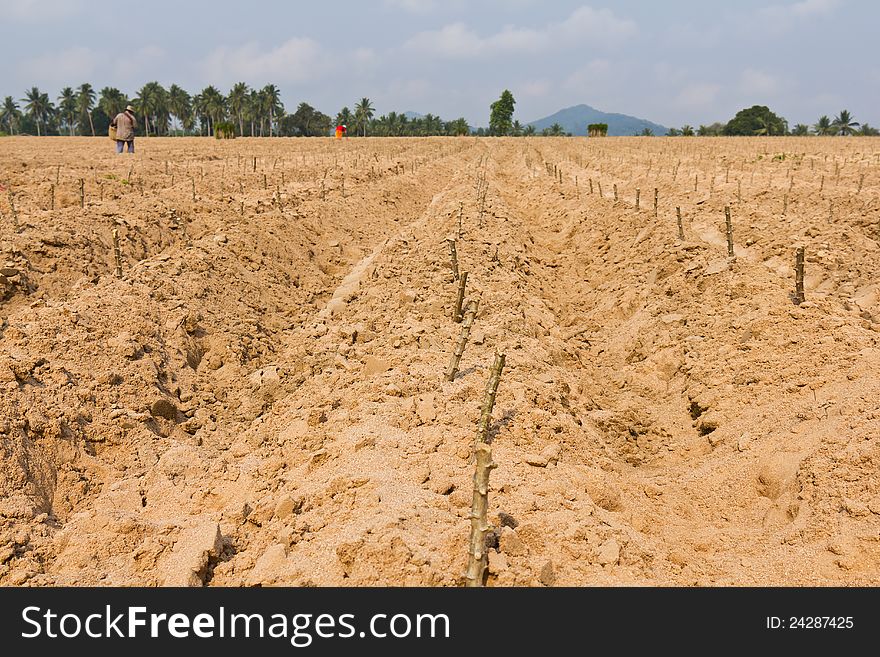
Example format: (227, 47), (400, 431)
(813, 115), (832, 135)
(791, 124), (810, 136)
(697, 122), (724, 136)
(76, 83), (96, 135)
(168, 84), (192, 134)
(447, 117), (470, 136)
(98, 87), (128, 119)
(666, 127), (681, 136)
(197, 85), (226, 136)
(282, 102), (331, 137)
(227, 82), (248, 136)
(24, 86), (53, 136)
(681, 124), (695, 136)
(335, 106), (352, 131)
(135, 81), (170, 136)
(261, 84), (282, 136)
(724, 105), (786, 136)
(859, 123), (879, 136)
(58, 87), (77, 136)
(831, 109), (859, 136)
(489, 89), (515, 136)
(639, 127), (654, 136)
(523, 124), (536, 136)
(354, 97), (375, 136)
(542, 122), (564, 136)
(1, 96), (22, 135)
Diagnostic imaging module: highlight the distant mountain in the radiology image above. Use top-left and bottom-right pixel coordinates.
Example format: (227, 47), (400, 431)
(527, 104), (667, 136)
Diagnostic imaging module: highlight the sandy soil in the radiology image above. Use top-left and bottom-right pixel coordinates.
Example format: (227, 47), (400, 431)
(1, 136), (879, 586)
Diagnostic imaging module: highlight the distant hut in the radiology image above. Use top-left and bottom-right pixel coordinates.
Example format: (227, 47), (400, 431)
(588, 123), (608, 138)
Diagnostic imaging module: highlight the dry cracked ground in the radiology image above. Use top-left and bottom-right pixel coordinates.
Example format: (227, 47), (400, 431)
(1, 136), (879, 586)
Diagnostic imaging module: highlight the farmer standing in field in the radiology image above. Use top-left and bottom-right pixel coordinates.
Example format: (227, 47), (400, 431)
(111, 105), (138, 154)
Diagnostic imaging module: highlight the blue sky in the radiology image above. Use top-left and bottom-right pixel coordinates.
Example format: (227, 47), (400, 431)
(1, 0), (876, 128)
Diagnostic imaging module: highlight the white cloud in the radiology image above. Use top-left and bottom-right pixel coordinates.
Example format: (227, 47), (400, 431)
(738, 69), (778, 96)
(21, 47), (99, 84)
(0, 0), (83, 21)
(758, 0), (841, 23)
(563, 58), (613, 91)
(382, 0), (438, 12)
(673, 82), (722, 108)
(521, 79), (551, 97)
(200, 38), (328, 85)
(113, 45), (166, 81)
(403, 5), (636, 58)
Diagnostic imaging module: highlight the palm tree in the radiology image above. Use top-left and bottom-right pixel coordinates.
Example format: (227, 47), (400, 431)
(227, 82), (248, 136)
(134, 83), (156, 136)
(76, 83), (96, 135)
(859, 123), (879, 136)
(1, 96), (22, 135)
(523, 124), (536, 136)
(98, 87), (127, 120)
(335, 106), (352, 131)
(260, 84), (282, 136)
(448, 117), (470, 136)
(246, 89), (261, 136)
(813, 115), (833, 136)
(831, 110), (859, 136)
(354, 97), (375, 137)
(197, 85), (225, 136)
(58, 87), (77, 136)
(167, 84), (192, 134)
(791, 124), (810, 136)
(24, 86), (52, 136)
(681, 125), (695, 136)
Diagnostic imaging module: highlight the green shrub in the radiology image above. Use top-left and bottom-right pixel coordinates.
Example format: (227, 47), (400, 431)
(214, 121), (235, 139)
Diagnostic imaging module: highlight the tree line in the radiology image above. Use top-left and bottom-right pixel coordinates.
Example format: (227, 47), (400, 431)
(0, 82), (475, 138)
(656, 106), (877, 137)
(1, 85), (876, 138)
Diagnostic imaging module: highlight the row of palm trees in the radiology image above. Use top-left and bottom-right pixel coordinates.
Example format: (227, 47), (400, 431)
(661, 110), (874, 138)
(1, 82), (291, 137)
(2, 82), (476, 138)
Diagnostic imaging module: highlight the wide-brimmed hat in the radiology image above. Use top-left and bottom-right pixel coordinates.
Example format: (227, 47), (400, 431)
(125, 105), (135, 112)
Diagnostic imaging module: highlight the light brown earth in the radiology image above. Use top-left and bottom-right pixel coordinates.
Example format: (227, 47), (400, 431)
(1, 136), (879, 586)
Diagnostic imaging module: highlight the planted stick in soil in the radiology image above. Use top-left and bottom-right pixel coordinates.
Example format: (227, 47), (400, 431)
(458, 203), (463, 239)
(79, 178), (85, 208)
(112, 228), (123, 278)
(676, 206), (684, 241)
(613, 184), (618, 202)
(654, 188), (658, 218)
(8, 191), (18, 228)
(589, 178), (593, 194)
(446, 298), (479, 382)
(447, 239), (460, 281)
(597, 181), (603, 198)
(49, 184), (55, 210)
(783, 194), (788, 216)
(453, 271), (468, 322)
(635, 188), (640, 210)
(474, 352), (505, 447)
(465, 442), (497, 588)
(725, 206), (734, 258)
(191, 178), (196, 202)
(794, 246), (805, 305)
